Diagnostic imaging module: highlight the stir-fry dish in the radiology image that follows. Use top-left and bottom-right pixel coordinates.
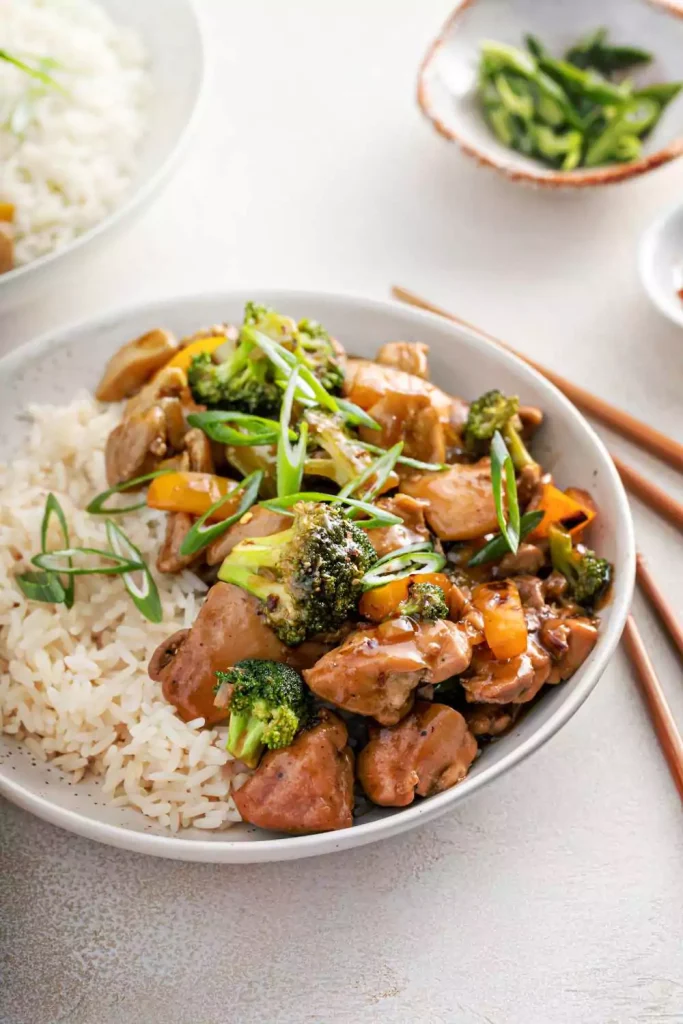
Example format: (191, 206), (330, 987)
(6, 303), (613, 835)
(478, 29), (682, 171)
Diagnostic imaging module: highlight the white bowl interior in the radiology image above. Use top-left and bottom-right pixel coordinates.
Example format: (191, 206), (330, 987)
(0, 0), (204, 308)
(639, 198), (683, 328)
(421, 0), (683, 183)
(0, 291), (635, 861)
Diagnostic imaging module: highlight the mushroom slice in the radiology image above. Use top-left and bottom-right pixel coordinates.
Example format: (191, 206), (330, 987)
(95, 329), (179, 402)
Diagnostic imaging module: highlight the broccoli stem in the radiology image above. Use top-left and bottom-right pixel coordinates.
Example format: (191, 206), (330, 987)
(502, 419), (537, 472)
(227, 709), (266, 767)
(224, 530), (294, 570)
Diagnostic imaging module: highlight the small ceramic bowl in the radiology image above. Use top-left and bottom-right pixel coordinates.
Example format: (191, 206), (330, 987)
(639, 197), (683, 327)
(0, 0), (204, 310)
(0, 289), (636, 863)
(418, 0), (683, 188)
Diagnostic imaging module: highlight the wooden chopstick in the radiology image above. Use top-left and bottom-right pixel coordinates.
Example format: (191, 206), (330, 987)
(621, 615), (683, 803)
(636, 553), (683, 661)
(392, 286), (683, 474)
(611, 456), (683, 535)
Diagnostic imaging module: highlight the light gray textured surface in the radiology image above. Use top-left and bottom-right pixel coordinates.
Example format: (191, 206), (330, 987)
(1, 1), (683, 1021)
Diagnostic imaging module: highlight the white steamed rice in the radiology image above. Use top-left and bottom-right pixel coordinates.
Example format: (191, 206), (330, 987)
(0, 0), (150, 267)
(0, 396), (244, 832)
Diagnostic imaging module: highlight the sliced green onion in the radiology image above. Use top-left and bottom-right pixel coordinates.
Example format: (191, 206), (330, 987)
(468, 510), (545, 567)
(15, 570), (66, 604)
(356, 441), (447, 472)
(0, 49), (67, 92)
(490, 431), (520, 554)
(339, 443), (403, 507)
(277, 367), (309, 498)
(335, 397), (381, 431)
(186, 410), (294, 447)
(86, 468), (176, 515)
(105, 520), (162, 623)
(244, 327), (339, 413)
(179, 470), (263, 557)
(40, 493), (74, 608)
(260, 491), (403, 529)
(361, 550), (447, 591)
(32, 547), (144, 576)
(371, 541), (434, 566)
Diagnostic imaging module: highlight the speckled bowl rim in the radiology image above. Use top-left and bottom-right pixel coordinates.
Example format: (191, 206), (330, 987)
(0, 289), (635, 862)
(417, 0), (683, 189)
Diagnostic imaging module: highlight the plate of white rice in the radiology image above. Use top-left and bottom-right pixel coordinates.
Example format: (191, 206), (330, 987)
(0, 0), (204, 307)
(0, 290), (635, 863)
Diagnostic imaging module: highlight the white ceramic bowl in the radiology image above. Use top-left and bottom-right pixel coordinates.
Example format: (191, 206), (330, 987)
(418, 0), (683, 188)
(638, 197), (683, 328)
(0, 0), (204, 310)
(0, 290), (635, 862)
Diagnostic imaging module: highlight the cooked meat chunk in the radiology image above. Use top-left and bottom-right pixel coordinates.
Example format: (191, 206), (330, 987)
(376, 341), (430, 379)
(358, 702), (477, 807)
(365, 494), (430, 559)
(540, 616), (598, 683)
(105, 405), (169, 486)
(462, 636), (551, 704)
(514, 574), (546, 610)
(0, 221), (14, 275)
(183, 427), (215, 473)
(124, 365), (193, 419)
(401, 459), (499, 541)
(360, 391), (446, 464)
(157, 512), (198, 574)
(518, 463), (543, 507)
(148, 583), (327, 725)
(464, 702), (518, 737)
(303, 617), (472, 725)
(543, 570), (569, 603)
(344, 358), (467, 446)
(233, 710), (354, 833)
(95, 329), (178, 402)
(206, 506), (290, 566)
(498, 543), (544, 576)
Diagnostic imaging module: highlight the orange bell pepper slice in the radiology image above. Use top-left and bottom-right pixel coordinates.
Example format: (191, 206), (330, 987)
(0, 202), (15, 223)
(165, 334), (229, 373)
(147, 472), (241, 522)
(529, 482), (596, 540)
(471, 580), (527, 660)
(359, 572), (451, 622)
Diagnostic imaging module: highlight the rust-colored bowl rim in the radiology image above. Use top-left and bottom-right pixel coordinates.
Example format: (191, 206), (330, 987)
(417, 0), (683, 189)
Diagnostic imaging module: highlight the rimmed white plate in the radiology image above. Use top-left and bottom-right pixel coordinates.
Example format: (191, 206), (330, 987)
(0, 290), (635, 862)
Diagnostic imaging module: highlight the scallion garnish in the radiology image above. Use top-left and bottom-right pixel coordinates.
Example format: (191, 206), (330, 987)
(244, 327), (339, 413)
(31, 547), (144, 576)
(490, 430), (521, 555)
(0, 50), (66, 92)
(356, 441), (447, 472)
(276, 368), (309, 498)
(15, 570), (66, 604)
(335, 397), (381, 432)
(260, 491), (403, 529)
(468, 510), (545, 567)
(179, 470), (263, 558)
(186, 410), (294, 447)
(40, 493), (74, 607)
(361, 547), (447, 591)
(105, 520), (162, 623)
(338, 443), (403, 504)
(86, 468), (176, 515)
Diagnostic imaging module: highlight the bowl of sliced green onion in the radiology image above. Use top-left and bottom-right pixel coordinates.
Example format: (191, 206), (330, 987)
(418, 0), (683, 187)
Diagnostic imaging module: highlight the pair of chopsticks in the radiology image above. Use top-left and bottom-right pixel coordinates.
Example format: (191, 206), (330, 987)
(392, 284), (683, 803)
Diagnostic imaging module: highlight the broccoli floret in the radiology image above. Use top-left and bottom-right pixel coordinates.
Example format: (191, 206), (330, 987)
(187, 349), (282, 418)
(218, 502), (376, 645)
(548, 525), (611, 606)
(303, 410), (376, 489)
(215, 659), (312, 767)
(464, 389), (536, 470)
(243, 302), (298, 345)
(398, 581), (448, 621)
(297, 319), (345, 394)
